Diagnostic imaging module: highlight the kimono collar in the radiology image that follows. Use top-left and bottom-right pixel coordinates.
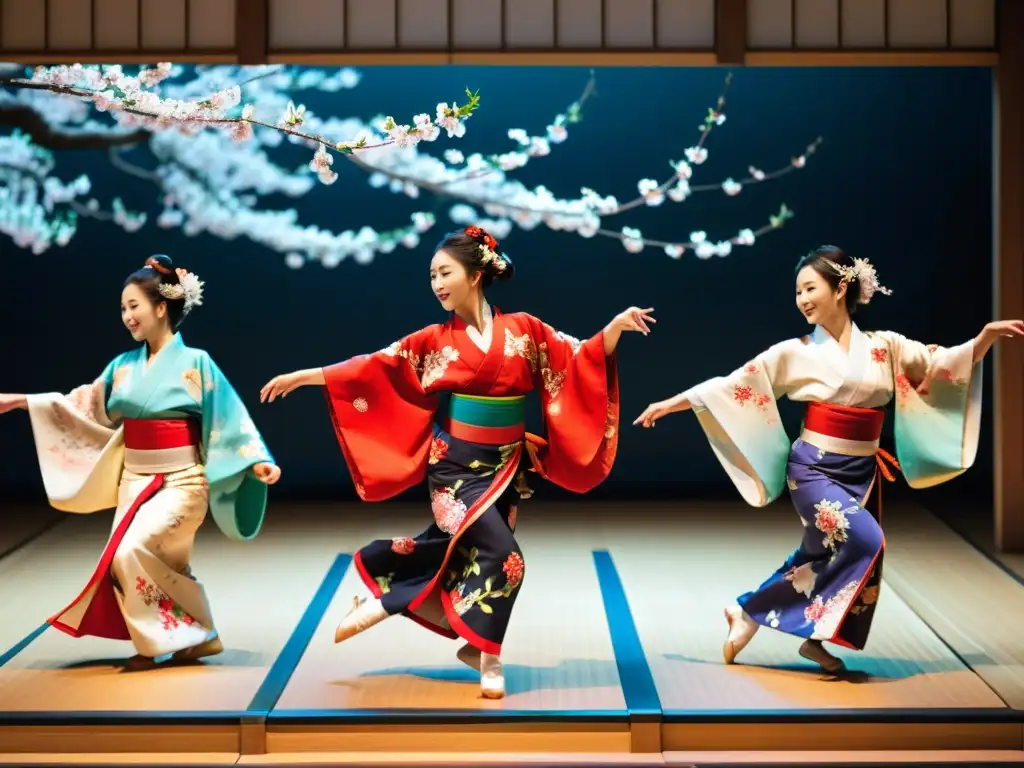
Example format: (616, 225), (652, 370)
(455, 300), (494, 353)
(144, 331), (184, 364)
(810, 322), (862, 351)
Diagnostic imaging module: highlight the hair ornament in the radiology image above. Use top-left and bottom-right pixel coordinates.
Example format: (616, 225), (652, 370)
(826, 256), (891, 304)
(148, 259), (205, 315)
(464, 225), (507, 274)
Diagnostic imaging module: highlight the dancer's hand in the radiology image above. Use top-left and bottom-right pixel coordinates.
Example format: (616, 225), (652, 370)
(252, 462), (282, 485)
(610, 306), (656, 336)
(0, 394), (27, 415)
(260, 371), (305, 402)
(633, 394), (690, 428)
(973, 320), (1024, 363)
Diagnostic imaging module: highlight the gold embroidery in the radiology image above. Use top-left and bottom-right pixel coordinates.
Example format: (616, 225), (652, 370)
(238, 440), (264, 459)
(504, 329), (538, 372)
(604, 403), (616, 439)
(538, 342), (566, 399)
(421, 346), (459, 389)
(380, 340), (422, 373)
(182, 368), (203, 403)
(353, 397), (368, 413)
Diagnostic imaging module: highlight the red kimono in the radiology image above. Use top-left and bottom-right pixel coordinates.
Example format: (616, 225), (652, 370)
(322, 305), (619, 654)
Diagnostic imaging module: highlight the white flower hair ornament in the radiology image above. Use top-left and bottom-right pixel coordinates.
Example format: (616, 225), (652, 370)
(827, 257), (891, 304)
(463, 225), (508, 273)
(157, 267), (205, 315)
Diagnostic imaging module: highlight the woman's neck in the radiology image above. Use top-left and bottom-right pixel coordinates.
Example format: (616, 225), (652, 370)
(455, 292), (488, 333)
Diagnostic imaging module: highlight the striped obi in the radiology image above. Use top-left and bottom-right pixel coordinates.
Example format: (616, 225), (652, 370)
(799, 402), (884, 458)
(123, 418), (202, 474)
(444, 394), (526, 446)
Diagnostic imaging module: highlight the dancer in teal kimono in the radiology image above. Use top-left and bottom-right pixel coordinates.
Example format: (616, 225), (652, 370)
(0, 255), (281, 670)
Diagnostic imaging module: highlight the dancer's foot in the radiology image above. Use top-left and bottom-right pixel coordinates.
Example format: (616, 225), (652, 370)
(723, 604), (759, 664)
(335, 596), (388, 643)
(799, 639), (845, 674)
(124, 654), (157, 671)
(480, 651), (505, 699)
(456, 642), (482, 671)
(172, 635), (224, 663)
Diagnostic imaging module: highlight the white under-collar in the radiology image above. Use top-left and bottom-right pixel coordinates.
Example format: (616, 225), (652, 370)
(465, 301), (493, 353)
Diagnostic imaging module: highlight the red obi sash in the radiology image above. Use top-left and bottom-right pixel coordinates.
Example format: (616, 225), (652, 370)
(123, 418), (200, 450)
(804, 402), (884, 443)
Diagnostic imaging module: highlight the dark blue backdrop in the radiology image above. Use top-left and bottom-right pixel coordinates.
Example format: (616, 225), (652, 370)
(0, 65), (994, 508)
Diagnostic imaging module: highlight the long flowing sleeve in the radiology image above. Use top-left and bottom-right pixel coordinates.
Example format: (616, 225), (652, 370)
(877, 331), (982, 488)
(322, 327), (439, 501)
(680, 342), (793, 507)
(25, 359), (124, 513)
(524, 317), (619, 494)
(199, 353), (275, 541)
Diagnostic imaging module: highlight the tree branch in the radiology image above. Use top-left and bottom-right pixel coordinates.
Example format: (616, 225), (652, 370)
(0, 103), (150, 150)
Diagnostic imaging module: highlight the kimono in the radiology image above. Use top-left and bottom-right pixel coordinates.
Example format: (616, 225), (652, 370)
(25, 333), (273, 659)
(322, 301), (618, 655)
(683, 323), (981, 650)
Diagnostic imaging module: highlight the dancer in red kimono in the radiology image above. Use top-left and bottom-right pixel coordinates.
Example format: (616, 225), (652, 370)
(261, 225), (653, 698)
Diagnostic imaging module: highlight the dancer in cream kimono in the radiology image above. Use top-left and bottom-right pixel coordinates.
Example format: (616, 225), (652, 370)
(0, 255), (281, 670)
(635, 245), (1022, 673)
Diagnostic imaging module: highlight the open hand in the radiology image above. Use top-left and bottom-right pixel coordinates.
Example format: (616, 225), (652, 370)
(633, 395), (690, 428)
(986, 319), (1024, 339)
(611, 307), (656, 336)
(252, 462), (281, 485)
(260, 372), (303, 403)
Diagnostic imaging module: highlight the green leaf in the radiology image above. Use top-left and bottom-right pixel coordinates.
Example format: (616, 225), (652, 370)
(485, 576), (494, 592)
(472, 563), (481, 576)
(335, 144), (353, 155)
(478, 602), (493, 614)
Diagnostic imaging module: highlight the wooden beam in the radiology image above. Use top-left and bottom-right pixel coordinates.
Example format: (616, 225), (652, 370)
(994, 0), (1024, 552)
(268, 51), (718, 66)
(715, 0), (747, 65)
(746, 51), (998, 67)
(235, 0), (268, 65)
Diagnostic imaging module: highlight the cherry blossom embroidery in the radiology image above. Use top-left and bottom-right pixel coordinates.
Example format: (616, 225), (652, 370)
(421, 346), (460, 389)
(785, 563), (817, 598)
(428, 436), (449, 464)
(135, 576), (197, 631)
(112, 365), (132, 393)
(538, 342), (566, 399)
(352, 397), (368, 413)
(745, 362), (759, 374)
(808, 581), (861, 640)
(804, 596), (826, 623)
(503, 328), (538, 371)
(871, 347), (888, 364)
(391, 537), (415, 555)
(432, 484), (468, 534)
(813, 498), (852, 551)
(380, 340), (423, 374)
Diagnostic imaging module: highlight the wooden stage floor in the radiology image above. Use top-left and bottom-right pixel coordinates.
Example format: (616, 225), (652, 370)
(0, 500), (1022, 767)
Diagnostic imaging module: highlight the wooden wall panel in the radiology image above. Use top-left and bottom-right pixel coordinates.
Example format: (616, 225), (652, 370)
(555, 0), (602, 47)
(747, 0), (792, 48)
(48, 0), (92, 49)
(2, 0), (46, 49)
(347, 0), (396, 48)
(506, 0), (555, 48)
(950, 0), (996, 48)
(656, 0), (714, 49)
(795, 0), (839, 48)
(604, 0), (653, 48)
(141, 0), (187, 49)
(269, 0), (344, 49)
(841, 0), (886, 47)
(397, 0), (448, 48)
(451, 0), (502, 48)
(187, 0), (234, 49)
(94, 0), (139, 49)
(888, 0), (947, 47)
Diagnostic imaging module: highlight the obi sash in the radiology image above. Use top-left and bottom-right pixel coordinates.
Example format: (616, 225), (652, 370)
(123, 418), (201, 474)
(445, 394), (526, 446)
(800, 402), (884, 458)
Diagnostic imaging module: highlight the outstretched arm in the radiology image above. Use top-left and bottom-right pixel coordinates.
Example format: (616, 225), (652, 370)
(973, 319), (1024, 363)
(0, 394), (28, 414)
(602, 307), (655, 356)
(259, 367), (326, 403)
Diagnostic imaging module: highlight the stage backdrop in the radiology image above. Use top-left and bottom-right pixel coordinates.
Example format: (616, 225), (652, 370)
(0, 65), (993, 512)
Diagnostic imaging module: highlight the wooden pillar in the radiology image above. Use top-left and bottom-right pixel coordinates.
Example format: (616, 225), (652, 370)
(235, 0), (268, 65)
(715, 0), (747, 65)
(994, 0), (1024, 552)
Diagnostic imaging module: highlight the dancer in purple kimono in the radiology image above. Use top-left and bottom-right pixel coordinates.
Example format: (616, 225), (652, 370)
(634, 245), (1023, 673)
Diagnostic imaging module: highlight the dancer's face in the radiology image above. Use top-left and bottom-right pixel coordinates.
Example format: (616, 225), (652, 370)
(430, 250), (481, 313)
(795, 265), (846, 327)
(121, 282), (167, 343)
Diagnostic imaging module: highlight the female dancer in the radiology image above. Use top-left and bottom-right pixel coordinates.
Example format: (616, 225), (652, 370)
(0, 255), (280, 670)
(261, 226), (653, 698)
(634, 245), (1022, 673)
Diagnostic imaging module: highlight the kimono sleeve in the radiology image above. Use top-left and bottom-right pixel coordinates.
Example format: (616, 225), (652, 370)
(524, 317), (619, 494)
(25, 357), (123, 513)
(199, 352), (275, 541)
(681, 342), (794, 507)
(322, 327), (439, 501)
(876, 331), (982, 488)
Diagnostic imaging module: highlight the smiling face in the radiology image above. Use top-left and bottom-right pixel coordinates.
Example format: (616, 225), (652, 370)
(121, 281), (167, 343)
(430, 249), (481, 313)
(795, 264), (846, 327)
